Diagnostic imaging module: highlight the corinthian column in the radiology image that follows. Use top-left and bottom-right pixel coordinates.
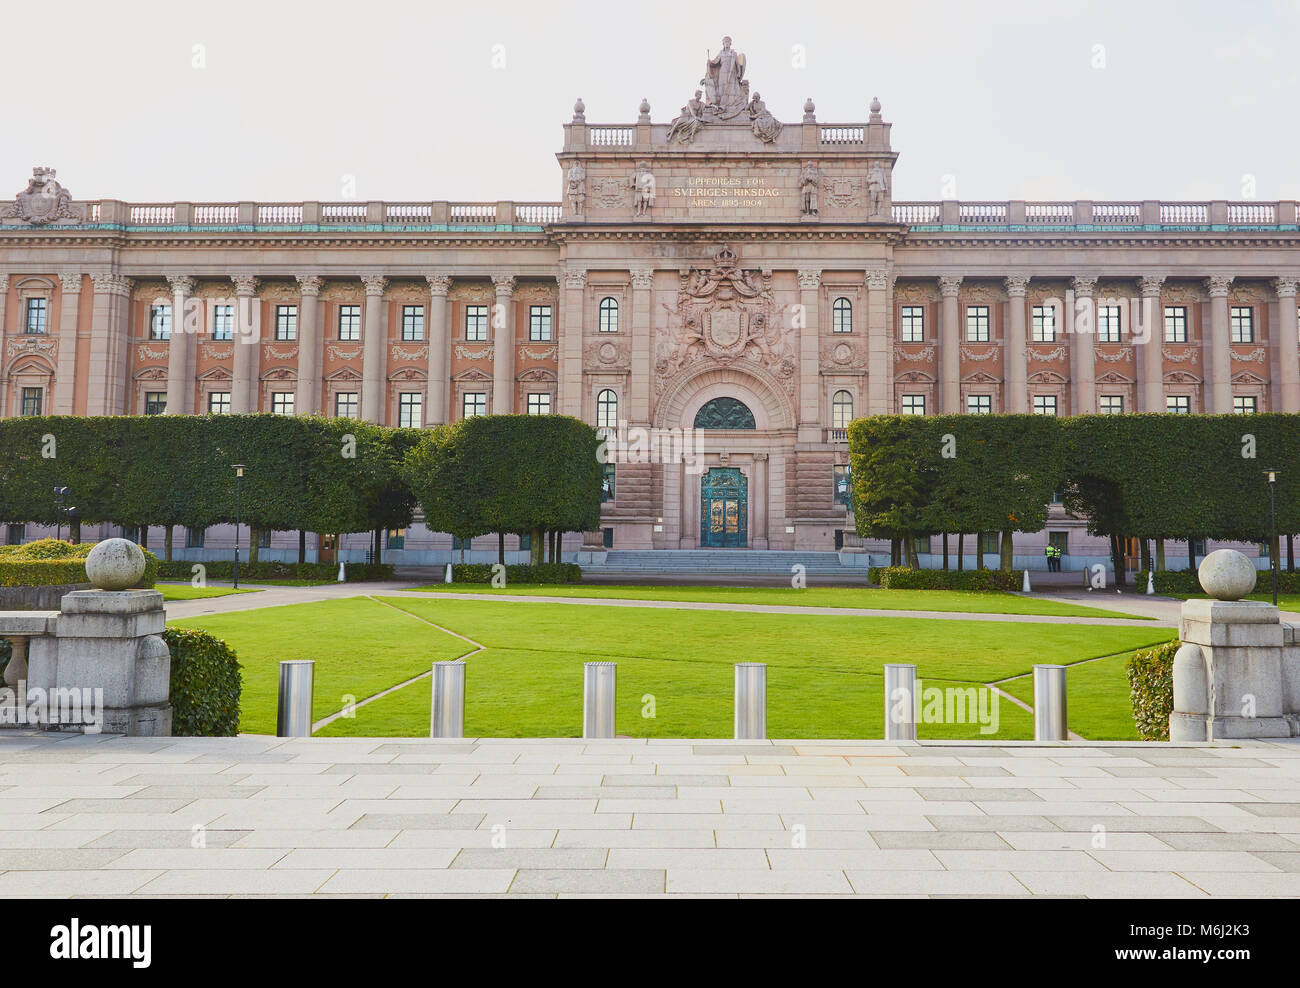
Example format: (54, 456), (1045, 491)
(1138, 275), (1165, 412)
(491, 274), (517, 413)
(360, 275), (388, 422)
(231, 275), (259, 413)
(88, 274), (133, 415)
(1004, 274), (1030, 414)
(938, 276), (962, 413)
(52, 272), (82, 415)
(797, 269), (821, 429)
(165, 275), (196, 414)
(1275, 277), (1300, 413)
(295, 275), (323, 416)
(1071, 276), (1097, 414)
(1206, 275), (1233, 414)
(426, 275), (452, 424)
(629, 268), (654, 423)
(559, 269), (585, 417)
(866, 269), (891, 414)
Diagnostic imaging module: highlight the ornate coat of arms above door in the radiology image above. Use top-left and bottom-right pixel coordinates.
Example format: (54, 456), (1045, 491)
(703, 304), (749, 361)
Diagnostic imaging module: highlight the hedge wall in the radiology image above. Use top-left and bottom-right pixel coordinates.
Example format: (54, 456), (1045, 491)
(1127, 640), (1179, 741)
(868, 566), (1020, 591)
(1136, 568), (1292, 598)
(0, 539), (158, 588)
(155, 560), (394, 583)
(161, 628), (242, 736)
(449, 563), (582, 585)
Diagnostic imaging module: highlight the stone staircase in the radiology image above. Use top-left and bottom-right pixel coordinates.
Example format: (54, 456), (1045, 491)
(589, 549), (869, 578)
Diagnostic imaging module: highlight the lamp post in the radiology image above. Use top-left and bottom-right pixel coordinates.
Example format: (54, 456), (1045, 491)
(1266, 468), (1280, 607)
(53, 486), (70, 541)
(233, 464), (246, 590)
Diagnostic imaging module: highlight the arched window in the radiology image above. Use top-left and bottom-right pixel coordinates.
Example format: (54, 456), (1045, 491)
(832, 297), (853, 334)
(694, 396), (756, 430)
(599, 297), (619, 333)
(832, 390), (854, 428)
(596, 389), (619, 428)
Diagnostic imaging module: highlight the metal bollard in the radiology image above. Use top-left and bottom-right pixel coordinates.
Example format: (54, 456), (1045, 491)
(582, 662), (617, 739)
(430, 660), (466, 738)
(884, 663), (918, 741)
(276, 660), (314, 737)
(734, 663), (767, 740)
(1033, 664), (1068, 741)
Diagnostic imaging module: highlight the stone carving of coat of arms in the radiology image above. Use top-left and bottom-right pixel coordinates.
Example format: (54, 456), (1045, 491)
(702, 305), (749, 361)
(7, 167), (83, 225)
(592, 178), (626, 209)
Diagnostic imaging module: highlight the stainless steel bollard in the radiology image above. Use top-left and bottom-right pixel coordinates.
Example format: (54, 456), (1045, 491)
(1033, 664), (1068, 741)
(430, 660), (466, 738)
(276, 660), (315, 737)
(582, 662), (617, 739)
(734, 662), (767, 740)
(884, 663), (918, 741)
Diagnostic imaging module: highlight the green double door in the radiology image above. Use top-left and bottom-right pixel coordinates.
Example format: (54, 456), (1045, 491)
(700, 467), (748, 548)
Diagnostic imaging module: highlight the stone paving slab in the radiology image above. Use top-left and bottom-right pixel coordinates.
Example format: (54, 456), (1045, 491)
(3, 731), (1300, 897)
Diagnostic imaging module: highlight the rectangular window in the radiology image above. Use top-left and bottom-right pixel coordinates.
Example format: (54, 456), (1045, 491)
(398, 392), (423, 428)
(966, 394), (991, 415)
(1192, 538), (1207, 557)
(900, 306), (924, 343)
(965, 305), (990, 342)
(833, 464), (852, 506)
(528, 305), (552, 342)
(451, 535), (471, 551)
(1097, 305), (1122, 343)
(6, 523), (25, 546)
(602, 463), (616, 502)
(149, 303), (172, 341)
(212, 304), (234, 341)
(1234, 395), (1257, 414)
(1164, 306), (1187, 343)
(144, 391), (167, 415)
(1230, 306), (1254, 344)
(401, 305), (425, 341)
(912, 536), (930, 555)
(334, 392), (359, 419)
(465, 305), (488, 342)
(271, 392), (295, 416)
(208, 391), (231, 415)
(462, 392), (487, 418)
(901, 395), (926, 416)
(386, 528), (405, 550)
(25, 297), (48, 334)
(1031, 305), (1056, 343)
(519, 534), (531, 552)
(1167, 395), (1190, 414)
(20, 387), (42, 416)
(1099, 395), (1124, 415)
(185, 527), (206, 549)
(526, 393), (552, 415)
(258, 529), (272, 549)
(1049, 531), (1068, 552)
(980, 532), (1000, 555)
(274, 305), (298, 341)
(1033, 395), (1058, 416)
(338, 304), (361, 341)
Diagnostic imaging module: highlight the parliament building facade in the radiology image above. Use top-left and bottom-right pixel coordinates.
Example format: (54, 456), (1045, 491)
(2, 38), (1297, 570)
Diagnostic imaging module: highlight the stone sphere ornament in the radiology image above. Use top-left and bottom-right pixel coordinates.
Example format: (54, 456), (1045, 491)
(1197, 548), (1257, 601)
(85, 538), (147, 591)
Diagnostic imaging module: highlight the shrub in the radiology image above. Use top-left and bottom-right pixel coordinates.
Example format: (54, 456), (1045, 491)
(1127, 639), (1179, 741)
(0, 541), (157, 588)
(0, 538), (96, 559)
(449, 562), (582, 585)
(1136, 568), (1297, 598)
(868, 566), (1019, 591)
(154, 560), (393, 583)
(161, 628), (242, 736)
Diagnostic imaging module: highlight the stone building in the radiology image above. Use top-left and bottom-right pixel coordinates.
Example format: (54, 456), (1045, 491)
(1, 37), (1296, 571)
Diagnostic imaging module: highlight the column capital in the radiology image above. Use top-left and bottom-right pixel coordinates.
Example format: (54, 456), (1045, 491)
(796, 269), (821, 290)
(1071, 275), (1097, 297)
(563, 268), (587, 289)
(491, 274), (517, 296)
(1140, 274), (1166, 297)
(1003, 274), (1030, 297)
(58, 272), (82, 294)
(166, 274), (196, 296)
(1206, 275), (1234, 297)
(361, 275), (388, 297)
(630, 268), (654, 289)
(295, 274), (324, 296)
(231, 274), (259, 297)
(426, 274), (452, 295)
(938, 275), (962, 297)
(752, 451), (769, 462)
(91, 273), (133, 296)
(0, 275), (8, 295)
(865, 268), (889, 292)
(1274, 276), (1299, 299)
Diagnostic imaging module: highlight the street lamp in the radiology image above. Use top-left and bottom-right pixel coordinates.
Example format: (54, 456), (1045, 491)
(1266, 468), (1280, 607)
(53, 486), (70, 541)
(233, 464), (247, 590)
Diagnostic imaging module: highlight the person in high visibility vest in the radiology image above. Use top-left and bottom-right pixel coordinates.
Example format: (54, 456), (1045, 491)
(1044, 543), (1062, 572)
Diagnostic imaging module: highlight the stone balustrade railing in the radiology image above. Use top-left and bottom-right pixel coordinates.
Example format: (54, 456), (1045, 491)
(891, 199), (1300, 230)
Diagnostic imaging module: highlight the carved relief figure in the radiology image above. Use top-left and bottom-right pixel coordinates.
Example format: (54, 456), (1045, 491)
(705, 36), (748, 117)
(565, 160), (586, 213)
(867, 161), (890, 218)
(800, 161), (821, 215)
(747, 93), (782, 143)
(630, 161), (655, 216)
(666, 91), (705, 144)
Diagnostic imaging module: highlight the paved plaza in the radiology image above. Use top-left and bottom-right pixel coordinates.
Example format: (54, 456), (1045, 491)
(2, 732), (1300, 898)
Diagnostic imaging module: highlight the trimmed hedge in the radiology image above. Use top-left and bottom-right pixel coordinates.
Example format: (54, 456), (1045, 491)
(1136, 568), (1295, 598)
(161, 628), (242, 736)
(0, 540), (158, 588)
(868, 566), (1019, 591)
(449, 563), (582, 585)
(155, 560), (394, 583)
(1127, 639), (1179, 741)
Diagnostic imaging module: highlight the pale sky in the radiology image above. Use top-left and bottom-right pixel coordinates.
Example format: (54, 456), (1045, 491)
(6, 0), (1299, 205)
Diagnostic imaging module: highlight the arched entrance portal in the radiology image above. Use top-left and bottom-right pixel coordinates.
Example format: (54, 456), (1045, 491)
(699, 467), (748, 547)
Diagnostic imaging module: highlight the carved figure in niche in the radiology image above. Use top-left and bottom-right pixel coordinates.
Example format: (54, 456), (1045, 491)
(867, 161), (890, 217)
(630, 161), (655, 216)
(800, 161), (820, 215)
(565, 160), (586, 213)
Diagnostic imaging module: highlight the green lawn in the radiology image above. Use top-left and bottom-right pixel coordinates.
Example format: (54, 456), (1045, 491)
(409, 583), (1148, 619)
(157, 584), (261, 601)
(169, 595), (1173, 740)
(1000, 649), (1148, 741)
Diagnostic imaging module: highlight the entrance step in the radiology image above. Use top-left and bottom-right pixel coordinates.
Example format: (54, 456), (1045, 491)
(594, 549), (863, 577)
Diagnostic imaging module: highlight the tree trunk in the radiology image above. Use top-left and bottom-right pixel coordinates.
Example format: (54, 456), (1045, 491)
(942, 533), (949, 571)
(1111, 534), (1126, 588)
(1288, 534), (1294, 574)
(298, 530), (307, 564)
(248, 527), (260, 566)
(530, 528), (543, 565)
(498, 532), (505, 564)
(373, 528), (383, 566)
(1188, 536), (1196, 571)
(1140, 539), (1152, 574)
(977, 534), (986, 571)
(164, 526), (173, 562)
(139, 527), (148, 551)
(956, 532), (964, 572)
(999, 530), (1013, 572)
(904, 539), (919, 569)
(1155, 539), (1166, 573)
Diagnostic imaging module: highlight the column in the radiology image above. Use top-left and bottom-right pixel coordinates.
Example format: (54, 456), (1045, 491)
(752, 453), (769, 550)
(231, 275), (259, 414)
(165, 275), (195, 414)
(1274, 277), (1300, 413)
(491, 274), (516, 414)
(559, 269), (585, 416)
(1072, 276), (1097, 414)
(797, 269), (821, 432)
(88, 274), (133, 415)
(866, 269), (891, 414)
(295, 275), (323, 416)
(938, 275), (962, 413)
(629, 268), (653, 423)
(425, 275), (451, 424)
(360, 274), (388, 422)
(1206, 275), (1233, 414)
(1004, 274), (1029, 413)
(1138, 275), (1165, 412)
(0, 275), (8, 416)
(52, 272), (82, 414)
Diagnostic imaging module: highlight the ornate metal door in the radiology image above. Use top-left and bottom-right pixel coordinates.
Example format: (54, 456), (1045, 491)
(700, 467), (748, 548)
